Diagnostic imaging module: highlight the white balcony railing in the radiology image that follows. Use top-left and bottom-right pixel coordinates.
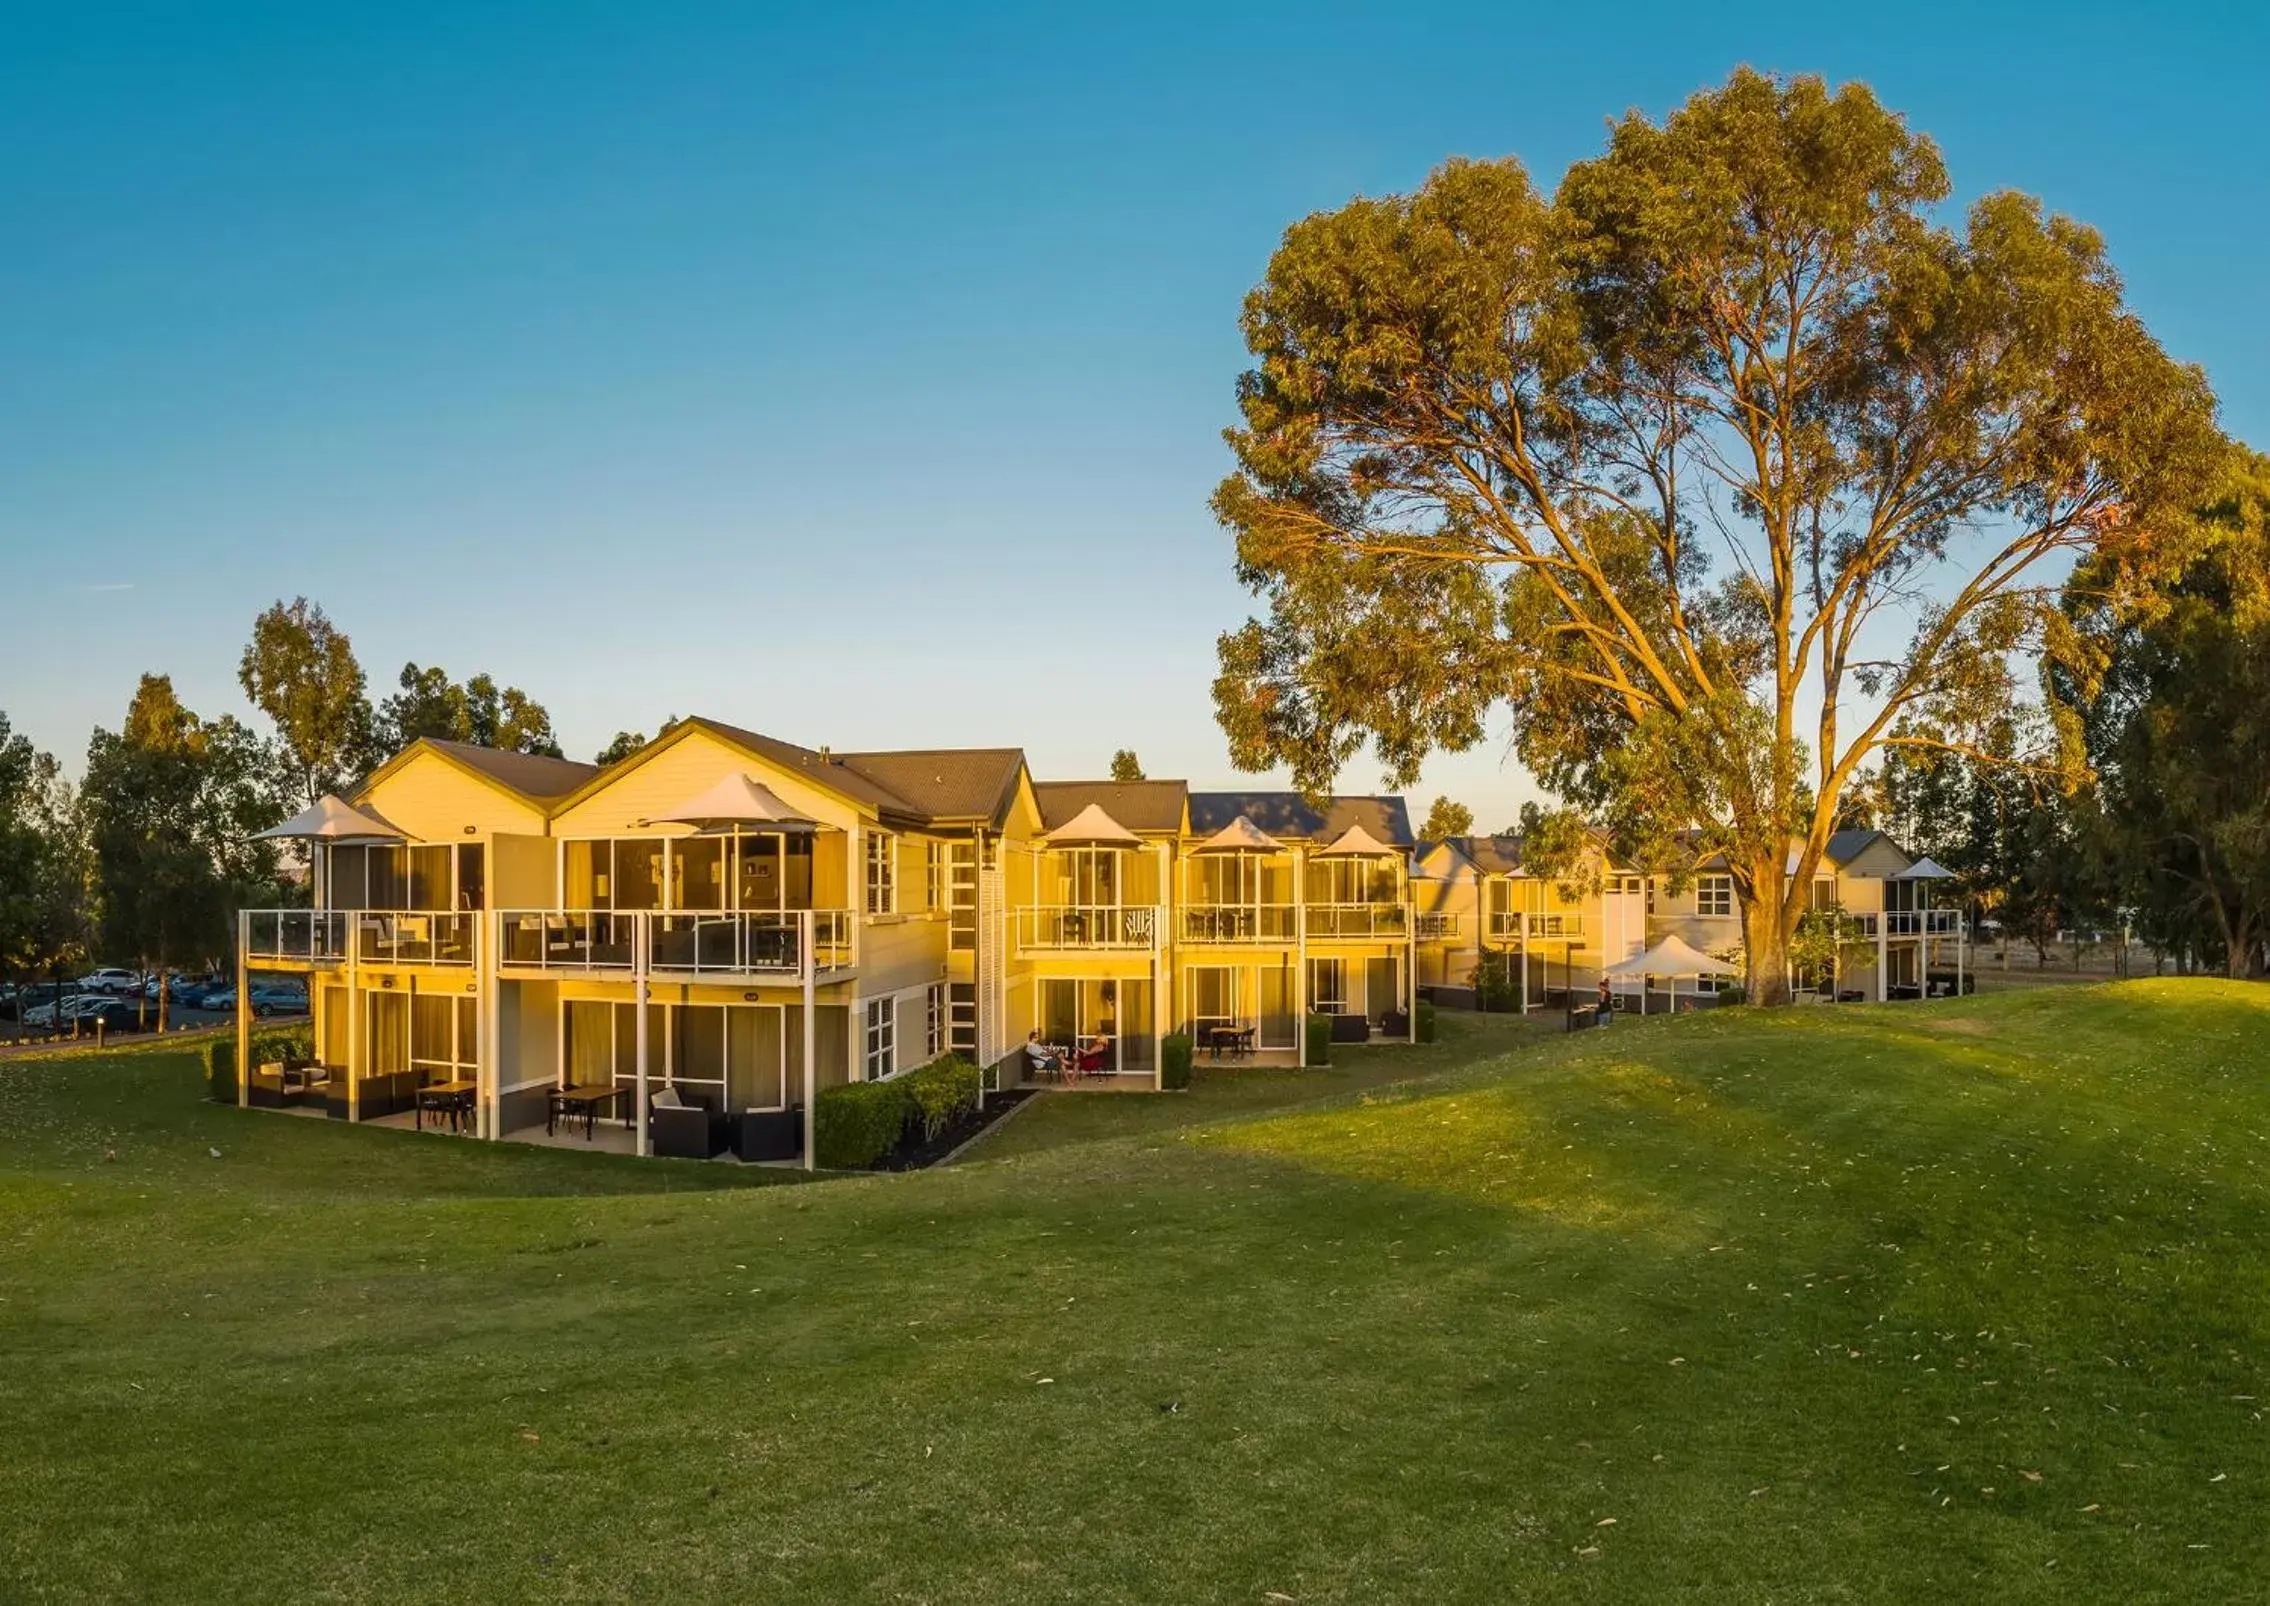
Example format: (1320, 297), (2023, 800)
(1179, 904), (1297, 944)
(1015, 905), (1160, 952)
(1416, 911), (1461, 940)
(244, 909), (350, 964)
(1303, 902), (1411, 940)
(1851, 909), (1960, 938)
(1485, 911), (1587, 942)
(241, 909), (476, 966)
(497, 909), (854, 977)
(648, 910), (853, 974)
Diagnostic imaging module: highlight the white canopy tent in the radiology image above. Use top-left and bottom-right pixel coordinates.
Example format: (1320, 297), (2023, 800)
(1316, 823), (1397, 857)
(649, 772), (817, 832)
(1043, 802), (1143, 848)
(1193, 815), (1281, 853)
(252, 794), (406, 843)
(1602, 933), (1742, 1015)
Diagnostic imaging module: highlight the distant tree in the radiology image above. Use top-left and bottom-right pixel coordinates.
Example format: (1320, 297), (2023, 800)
(0, 713), (89, 1001)
(375, 664), (564, 758)
(1418, 796), (1473, 840)
(1109, 749), (1146, 783)
(2069, 450), (2270, 977)
(83, 676), (289, 1029)
(595, 714), (681, 767)
(1210, 69), (2221, 1004)
(238, 597), (376, 805)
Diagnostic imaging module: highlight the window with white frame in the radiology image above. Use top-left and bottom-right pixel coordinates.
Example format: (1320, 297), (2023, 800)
(1697, 874), (1734, 918)
(865, 831), (897, 915)
(925, 983), (945, 1057)
(923, 840), (945, 912)
(864, 996), (896, 1080)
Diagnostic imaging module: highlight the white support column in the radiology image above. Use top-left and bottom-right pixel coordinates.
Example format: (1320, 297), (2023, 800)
(634, 914), (651, 1158)
(1294, 846), (1308, 1068)
(1519, 917), (1530, 1016)
(1956, 914), (1966, 998)
(346, 943), (361, 1122)
(802, 912), (817, 1171)
(479, 909), (500, 1140)
(235, 909), (251, 1109)
(1876, 913), (1889, 1003)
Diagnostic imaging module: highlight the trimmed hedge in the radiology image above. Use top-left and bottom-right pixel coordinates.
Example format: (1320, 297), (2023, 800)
(814, 1079), (910, 1169)
(206, 1024), (315, 1103)
(1160, 1032), (1193, 1091)
(1304, 1012), (1334, 1067)
(902, 1054), (981, 1142)
(1416, 999), (1437, 1044)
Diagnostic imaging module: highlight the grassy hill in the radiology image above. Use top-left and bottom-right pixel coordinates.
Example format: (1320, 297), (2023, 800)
(3, 983), (2265, 1602)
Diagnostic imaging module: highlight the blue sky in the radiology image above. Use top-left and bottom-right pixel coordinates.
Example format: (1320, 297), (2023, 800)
(3, 2), (2264, 827)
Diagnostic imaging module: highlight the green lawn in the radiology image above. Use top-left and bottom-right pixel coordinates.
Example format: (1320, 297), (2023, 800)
(3, 983), (2266, 1602)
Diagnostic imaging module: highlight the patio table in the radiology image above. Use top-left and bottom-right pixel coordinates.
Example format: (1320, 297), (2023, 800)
(1205, 1024), (1256, 1061)
(548, 1082), (622, 1139)
(415, 1079), (478, 1133)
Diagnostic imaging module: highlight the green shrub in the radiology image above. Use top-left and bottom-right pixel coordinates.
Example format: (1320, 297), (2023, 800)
(1305, 1012), (1334, 1067)
(814, 1079), (912, 1169)
(207, 1023), (314, 1103)
(1160, 1032), (1193, 1090)
(1416, 999), (1437, 1044)
(901, 1054), (981, 1142)
(1470, 954), (1522, 1012)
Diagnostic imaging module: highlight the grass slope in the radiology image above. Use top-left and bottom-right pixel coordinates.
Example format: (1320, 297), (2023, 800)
(2, 984), (2264, 1603)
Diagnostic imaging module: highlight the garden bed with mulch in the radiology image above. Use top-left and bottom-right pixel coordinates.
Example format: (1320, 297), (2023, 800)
(870, 1088), (1037, 1171)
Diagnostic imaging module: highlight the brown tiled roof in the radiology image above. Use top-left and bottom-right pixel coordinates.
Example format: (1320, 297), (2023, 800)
(1186, 793), (1414, 848)
(834, 748), (1028, 826)
(417, 740), (600, 802)
(1032, 780), (1188, 834)
(683, 718), (1026, 827)
(1448, 834), (1525, 875)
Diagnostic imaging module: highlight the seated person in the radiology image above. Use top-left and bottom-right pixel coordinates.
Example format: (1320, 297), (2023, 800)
(1076, 1033), (1111, 1073)
(1023, 1031), (1063, 1076)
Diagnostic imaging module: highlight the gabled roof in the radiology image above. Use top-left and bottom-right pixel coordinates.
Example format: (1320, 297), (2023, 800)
(1032, 780), (1188, 835)
(355, 737), (599, 812)
(832, 746), (1029, 827)
(1825, 827), (1907, 868)
(1185, 792), (1414, 849)
(1454, 834), (1528, 876)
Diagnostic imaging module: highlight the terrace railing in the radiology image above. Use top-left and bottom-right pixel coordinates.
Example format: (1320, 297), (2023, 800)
(1415, 912), (1461, 940)
(353, 910), (476, 966)
(1178, 904), (1297, 944)
(1852, 909), (1960, 938)
(1014, 905), (1160, 952)
(1485, 911), (1587, 942)
(1302, 902), (1411, 940)
(243, 909), (351, 965)
(497, 909), (853, 977)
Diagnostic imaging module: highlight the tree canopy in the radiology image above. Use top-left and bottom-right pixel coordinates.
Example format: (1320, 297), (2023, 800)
(1419, 796), (1473, 840)
(238, 597), (375, 805)
(2067, 450), (2270, 976)
(1109, 749), (1146, 783)
(1211, 68), (2223, 1001)
(376, 664), (563, 758)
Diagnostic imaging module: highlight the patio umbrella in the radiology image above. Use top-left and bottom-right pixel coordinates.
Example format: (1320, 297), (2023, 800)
(1043, 802), (1142, 847)
(649, 772), (816, 832)
(1316, 822), (1397, 857)
(251, 794), (406, 842)
(1602, 933), (1741, 1015)
(1193, 815), (1281, 853)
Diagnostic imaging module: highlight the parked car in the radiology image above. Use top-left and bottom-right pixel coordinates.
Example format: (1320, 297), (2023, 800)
(71, 998), (145, 1034)
(78, 968), (142, 995)
(25, 994), (102, 1029)
(251, 984), (310, 1016)
(4, 983), (69, 1023)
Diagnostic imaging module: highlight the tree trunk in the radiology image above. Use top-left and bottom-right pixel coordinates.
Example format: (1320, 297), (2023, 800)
(1743, 891), (1794, 1007)
(156, 945), (169, 1035)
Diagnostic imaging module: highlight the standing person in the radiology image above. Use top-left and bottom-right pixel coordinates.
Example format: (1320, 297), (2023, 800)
(1596, 975), (1614, 1028)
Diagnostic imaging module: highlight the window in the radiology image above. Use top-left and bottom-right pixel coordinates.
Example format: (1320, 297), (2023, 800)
(864, 996), (895, 1080)
(926, 983), (945, 1057)
(1811, 876), (1839, 912)
(947, 842), (978, 951)
(1698, 874), (1734, 918)
(865, 832), (897, 915)
(1308, 957), (1348, 1013)
(923, 841), (945, 912)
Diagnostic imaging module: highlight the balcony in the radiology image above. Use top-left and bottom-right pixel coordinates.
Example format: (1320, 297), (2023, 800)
(1485, 911), (1587, 943)
(498, 909), (854, 977)
(1415, 912), (1461, 940)
(242, 909), (475, 967)
(1179, 904), (1296, 944)
(1851, 909), (1960, 938)
(1015, 905), (1160, 953)
(1302, 902), (1410, 940)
